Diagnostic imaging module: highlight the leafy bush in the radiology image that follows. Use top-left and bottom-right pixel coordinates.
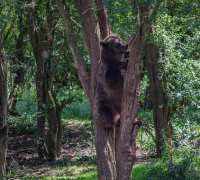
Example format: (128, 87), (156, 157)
(8, 113), (37, 134)
(62, 100), (91, 120)
(16, 86), (37, 115)
(8, 86), (37, 133)
(132, 148), (200, 180)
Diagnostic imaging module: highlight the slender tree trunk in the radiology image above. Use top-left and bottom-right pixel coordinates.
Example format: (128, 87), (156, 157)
(77, 1), (119, 179)
(56, 0), (91, 103)
(145, 44), (170, 157)
(35, 62), (48, 159)
(8, 14), (25, 115)
(46, 90), (59, 160)
(0, 54), (8, 176)
(116, 37), (143, 180)
(28, 1), (61, 160)
(55, 105), (63, 156)
(94, 124), (116, 180)
(95, 0), (111, 39)
(8, 83), (18, 114)
(94, 1), (118, 178)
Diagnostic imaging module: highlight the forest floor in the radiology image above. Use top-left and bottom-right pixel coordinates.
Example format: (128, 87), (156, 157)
(6, 120), (152, 179)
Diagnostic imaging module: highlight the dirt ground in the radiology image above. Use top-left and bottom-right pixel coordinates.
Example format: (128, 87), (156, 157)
(7, 122), (151, 179)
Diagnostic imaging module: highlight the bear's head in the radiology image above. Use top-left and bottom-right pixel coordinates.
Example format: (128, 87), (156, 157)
(100, 35), (129, 64)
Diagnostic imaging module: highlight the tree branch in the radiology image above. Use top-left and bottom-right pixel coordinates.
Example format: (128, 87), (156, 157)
(56, 0), (92, 103)
(95, 0), (111, 39)
(76, 0), (101, 100)
(0, 22), (13, 50)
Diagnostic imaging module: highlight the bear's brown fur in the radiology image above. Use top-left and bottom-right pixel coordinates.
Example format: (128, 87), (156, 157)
(96, 35), (129, 128)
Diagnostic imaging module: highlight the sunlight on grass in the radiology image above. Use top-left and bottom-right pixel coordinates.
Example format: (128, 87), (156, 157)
(8, 165), (97, 180)
(132, 164), (148, 180)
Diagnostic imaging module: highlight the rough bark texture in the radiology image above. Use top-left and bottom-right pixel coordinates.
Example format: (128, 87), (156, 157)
(77, 1), (122, 179)
(8, 83), (18, 115)
(116, 37), (143, 180)
(28, 1), (61, 160)
(46, 90), (58, 160)
(29, 9), (48, 158)
(95, 0), (111, 39)
(145, 44), (170, 157)
(56, 0), (91, 103)
(0, 53), (8, 176)
(76, 0), (101, 99)
(55, 104), (63, 156)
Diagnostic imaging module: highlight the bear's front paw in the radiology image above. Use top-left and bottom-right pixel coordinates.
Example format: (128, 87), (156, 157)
(113, 113), (120, 125)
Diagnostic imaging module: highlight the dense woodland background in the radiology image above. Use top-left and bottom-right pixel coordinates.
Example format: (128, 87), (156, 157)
(0, 0), (200, 179)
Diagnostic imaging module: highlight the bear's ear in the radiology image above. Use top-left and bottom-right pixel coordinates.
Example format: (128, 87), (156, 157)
(100, 41), (108, 47)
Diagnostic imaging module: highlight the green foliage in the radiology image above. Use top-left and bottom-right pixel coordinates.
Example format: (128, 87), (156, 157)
(63, 100), (91, 120)
(8, 86), (37, 133)
(132, 148), (200, 180)
(2, 0), (200, 178)
(154, 3), (200, 112)
(8, 114), (36, 134)
(132, 164), (148, 180)
(105, 0), (135, 40)
(137, 110), (155, 151)
(16, 86), (37, 114)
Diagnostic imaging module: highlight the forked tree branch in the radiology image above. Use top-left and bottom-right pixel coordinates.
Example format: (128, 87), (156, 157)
(76, 0), (101, 100)
(56, 0), (92, 103)
(95, 0), (111, 39)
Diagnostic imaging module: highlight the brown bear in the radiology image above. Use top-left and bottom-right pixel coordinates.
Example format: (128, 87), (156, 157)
(96, 35), (129, 128)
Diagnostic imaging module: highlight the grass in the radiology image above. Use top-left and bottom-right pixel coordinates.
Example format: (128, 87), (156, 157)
(132, 148), (200, 180)
(5, 147), (200, 180)
(6, 163), (97, 180)
(7, 98), (200, 180)
(132, 164), (148, 180)
(62, 101), (91, 121)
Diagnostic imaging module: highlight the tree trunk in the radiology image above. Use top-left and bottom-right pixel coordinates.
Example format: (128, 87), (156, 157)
(0, 54), (8, 176)
(28, 4), (60, 160)
(56, 0), (91, 103)
(35, 63), (48, 159)
(8, 83), (18, 115)
(116, 37), (143, 180)
(94, 124), (116, 180)
(145, 44), (170, 157)
(46, 90), (59, 160)
(55, 104), (63, 156)
(8, 14), (25, 115)
(95, 0), (111, 39)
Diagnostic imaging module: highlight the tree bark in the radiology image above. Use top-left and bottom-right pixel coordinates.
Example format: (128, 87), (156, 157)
(145, 44), (170, 157)
(8, 12), (25, 115)
(116, 37), (143, 180)
(77, 1), (120, 179)
(0, 53), (8, 176)
(76, 0), (101, 99)
(29, 11), (48, 158)
(56, 0), (91, 103)
(8, 83), (18, 115)
(55, 104), (63, 156)
(46, 94), (58, 160)
(28, 1), (61, 160)
(95, 0), (111, 39)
